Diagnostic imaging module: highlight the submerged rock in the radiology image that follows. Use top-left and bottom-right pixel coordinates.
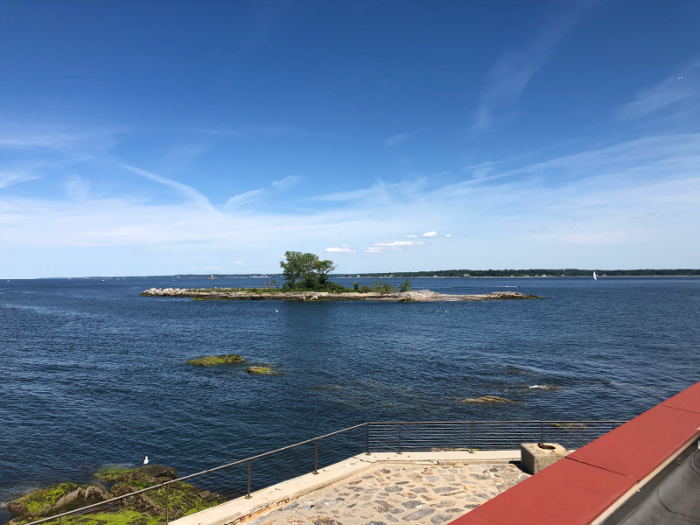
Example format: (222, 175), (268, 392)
(461, 396), (519, 404)
(246, 366), (275, 375)
(187, 355), (244, 367)
(6, 483), (108, 521)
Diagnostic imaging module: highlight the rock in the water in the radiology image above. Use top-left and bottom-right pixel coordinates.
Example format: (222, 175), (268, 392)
(187, 355), (244, 367)
(7, 465), (226, 525)
(7, 483), (108, 518)
(461, 396), (519, 404)
(96, 464), (178, 484)
(246, 366), (275, 375)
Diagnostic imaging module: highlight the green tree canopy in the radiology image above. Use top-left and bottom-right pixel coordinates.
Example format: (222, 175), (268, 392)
(280, 251), (336, 289)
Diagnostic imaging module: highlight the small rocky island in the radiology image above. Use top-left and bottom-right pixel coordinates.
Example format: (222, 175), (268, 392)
(141, 253), (540, 302)
(141, 288), (537, 302)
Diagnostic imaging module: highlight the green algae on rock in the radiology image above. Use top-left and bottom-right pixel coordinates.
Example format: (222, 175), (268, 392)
(96, 464), (178, 485)
(461, 395), (519, 404)
(186, 355), (244, 367)
(7, 483), (108, 519)
(6, 466), (226, 525)
(246, 366), (275, 375)
(7, 509), (156, 525)
(94, 465), (134, 482)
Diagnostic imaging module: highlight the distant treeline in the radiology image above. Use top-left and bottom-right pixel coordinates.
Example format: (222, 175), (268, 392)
(73, 269), (700, 279)
(336, 269), (700, 278)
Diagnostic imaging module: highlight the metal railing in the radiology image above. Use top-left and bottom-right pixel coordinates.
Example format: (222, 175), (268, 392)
(19, 420), (625, 525)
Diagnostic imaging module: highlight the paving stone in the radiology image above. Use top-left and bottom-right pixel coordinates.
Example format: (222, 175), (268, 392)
(429, 513), (451, 525)
(402, 508), (435, 521)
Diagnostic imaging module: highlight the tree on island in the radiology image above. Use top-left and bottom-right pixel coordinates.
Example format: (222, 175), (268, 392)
(279, 251), (412, 293)
(280, 251), (337, 290)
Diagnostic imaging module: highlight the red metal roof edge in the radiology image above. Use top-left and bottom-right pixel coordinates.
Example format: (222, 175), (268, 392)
(449, 379), (700, 525)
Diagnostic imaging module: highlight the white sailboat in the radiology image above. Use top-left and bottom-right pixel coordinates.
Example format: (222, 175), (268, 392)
(593, 271), (597, 280)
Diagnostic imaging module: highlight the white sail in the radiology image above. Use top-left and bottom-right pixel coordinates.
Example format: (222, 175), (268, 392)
(593, 271), (597, 280)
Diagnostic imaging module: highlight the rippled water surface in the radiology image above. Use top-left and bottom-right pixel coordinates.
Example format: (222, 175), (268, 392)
(1, 276), (699, 517)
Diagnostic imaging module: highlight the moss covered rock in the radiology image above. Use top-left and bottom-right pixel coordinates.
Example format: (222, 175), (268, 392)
(7, 483), (108, 518)
(6, 466), (225, 525)
(7, 509), (157, 525)
(187, 355), (244, 367)
(110, 481), (224, 520)
(246, 366), (275, 375)
(96, 464), (178, 485)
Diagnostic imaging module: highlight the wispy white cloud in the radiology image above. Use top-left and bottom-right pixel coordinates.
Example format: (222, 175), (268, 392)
(122, 165), (212, 208)
(272, 175), (302, 190)
(616, 59), (700, 120)
(384, 133), (410, 148)
(0, 172), (40, 189)
(325, 245), (355, 253)
(0, 133), (82, 150)
(421, 231), (437, 238)
(472, 1), (594, 132)
(224, 189), (265, 210)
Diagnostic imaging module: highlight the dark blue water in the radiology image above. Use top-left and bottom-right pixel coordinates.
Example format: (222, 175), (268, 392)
(2, 277), (699, 518)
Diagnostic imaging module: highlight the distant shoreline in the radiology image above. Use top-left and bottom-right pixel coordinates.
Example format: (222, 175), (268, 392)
(5, 270), (700, 280)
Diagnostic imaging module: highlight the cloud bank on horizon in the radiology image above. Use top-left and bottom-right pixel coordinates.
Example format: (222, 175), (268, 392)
(0, 1), (699, 277)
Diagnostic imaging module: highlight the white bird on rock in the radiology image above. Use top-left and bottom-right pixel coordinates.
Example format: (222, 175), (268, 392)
(143, 456), (149, 465)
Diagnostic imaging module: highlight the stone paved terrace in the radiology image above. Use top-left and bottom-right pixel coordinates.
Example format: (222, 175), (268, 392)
(244, 462), (529, 525)
(173, 452), (532, 525)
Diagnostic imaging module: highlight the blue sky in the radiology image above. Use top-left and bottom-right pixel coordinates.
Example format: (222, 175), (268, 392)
(1, 0), (700, 277)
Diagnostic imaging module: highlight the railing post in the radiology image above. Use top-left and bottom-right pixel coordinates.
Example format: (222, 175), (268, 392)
(165, 484), (169, 525)
(397, 424), (402, 454)
(246, 460), (252, 499)
(314, 440), (319, 474)
(540, 422), (544, 444)
(366, 423), (370, 455)
(470, 421), (474, 453)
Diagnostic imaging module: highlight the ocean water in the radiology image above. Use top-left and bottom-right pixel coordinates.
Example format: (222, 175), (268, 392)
(1, 276), (699, 519)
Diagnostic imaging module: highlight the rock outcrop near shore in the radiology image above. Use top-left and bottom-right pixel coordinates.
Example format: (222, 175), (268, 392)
(5, 465), (225, 525)
(140, 288), (538, 302)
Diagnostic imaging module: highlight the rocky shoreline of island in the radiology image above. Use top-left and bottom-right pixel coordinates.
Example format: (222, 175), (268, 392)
(140, 288), (539, 302)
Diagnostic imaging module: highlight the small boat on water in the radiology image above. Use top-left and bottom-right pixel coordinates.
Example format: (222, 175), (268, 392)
(593, 271), (597, 280)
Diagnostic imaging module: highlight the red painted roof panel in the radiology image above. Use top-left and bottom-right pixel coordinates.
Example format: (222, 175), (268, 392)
(450, 458), (635, 525)
(662, 381), (700, 415)
(567, 405), (700, 481)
